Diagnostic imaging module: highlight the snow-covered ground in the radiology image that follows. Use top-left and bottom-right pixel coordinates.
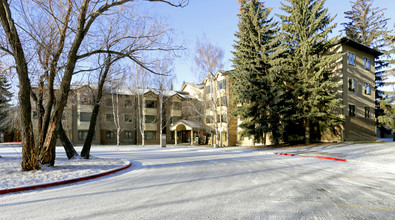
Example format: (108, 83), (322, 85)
(1, 142), (395, 219)
(0, 144), (129, 190)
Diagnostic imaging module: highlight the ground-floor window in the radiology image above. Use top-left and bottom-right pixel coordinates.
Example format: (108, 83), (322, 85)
(144, 131), (156, 140)
(78, 130), (95, 140)
(124, 131), (133, 139)
(106, 131), (114, 139)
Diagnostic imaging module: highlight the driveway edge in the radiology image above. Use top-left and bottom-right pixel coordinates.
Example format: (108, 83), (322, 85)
(0, 161), (131, 195)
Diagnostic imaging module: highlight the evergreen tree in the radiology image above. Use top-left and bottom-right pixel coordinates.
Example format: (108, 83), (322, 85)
(342, 0), (392, 121)
(278, 0), (343, 144)
(231, 0), (286, 144)
(0, 73), (12, 131)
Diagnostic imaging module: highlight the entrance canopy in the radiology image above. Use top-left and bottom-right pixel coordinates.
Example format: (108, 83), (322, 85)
(170, 120), (214, 146)
(170, 120), (213, 132)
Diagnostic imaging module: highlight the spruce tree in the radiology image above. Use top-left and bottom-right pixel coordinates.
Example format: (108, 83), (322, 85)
(0, 73), (12, 131)
(278, 0), (343, 144)
(231, 0), (285, 144)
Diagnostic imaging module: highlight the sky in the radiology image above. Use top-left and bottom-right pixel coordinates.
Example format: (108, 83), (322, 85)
(149, 0), (395, 90)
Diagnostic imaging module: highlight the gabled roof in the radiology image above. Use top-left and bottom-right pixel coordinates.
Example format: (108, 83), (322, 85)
(339, 37), (383, 58)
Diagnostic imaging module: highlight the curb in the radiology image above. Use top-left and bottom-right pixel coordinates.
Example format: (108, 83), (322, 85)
(274, 152), (346, 162)
(0, 161), (132, 195)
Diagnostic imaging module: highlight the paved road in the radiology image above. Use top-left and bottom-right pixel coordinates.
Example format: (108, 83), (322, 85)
(1, 143), (395, 219)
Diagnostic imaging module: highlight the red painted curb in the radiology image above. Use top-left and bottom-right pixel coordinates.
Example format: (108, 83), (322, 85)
(312, 156), (346, 162)
(0, 162), (131, 195)
(274, 152), (346, 162)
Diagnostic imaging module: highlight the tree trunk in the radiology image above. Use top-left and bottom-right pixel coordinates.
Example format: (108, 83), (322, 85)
(0, 1), (39, 171)
(58, 122), (79, 159)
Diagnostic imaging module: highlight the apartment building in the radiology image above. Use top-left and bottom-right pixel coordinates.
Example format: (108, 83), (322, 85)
(326, 37), (382, 141)
(32, 84), (207, 145)
(182, 37), (381, 146)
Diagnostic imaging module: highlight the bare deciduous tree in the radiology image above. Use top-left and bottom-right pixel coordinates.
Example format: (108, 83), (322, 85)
(0, 0), (188, 171)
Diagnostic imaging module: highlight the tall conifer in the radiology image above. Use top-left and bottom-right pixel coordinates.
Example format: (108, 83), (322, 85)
(0, 73), (12, 130)
(278, 0), (343, 144)
(231, 0), (284, 144)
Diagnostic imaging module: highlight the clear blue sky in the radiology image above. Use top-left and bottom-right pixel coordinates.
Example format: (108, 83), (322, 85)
(151, 0), (395, 90)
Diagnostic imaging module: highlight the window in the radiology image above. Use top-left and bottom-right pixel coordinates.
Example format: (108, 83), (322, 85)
(349, 105), (355, 117)
(106, 131), (114, 139)
(365, 107), (371, 118)
(348, 78), (355, 91)
(145, 100), (157, 108)
(220, 96), (227, 106)
(218, 80), (226, 89)
(105, 99), (112, 106)
(78, 131), (95, 140)
(172, 102), (181, 110)
(80, 112), (92, 122)
(364, 83), (371, 95)
(170, 116), (180, 124)
(124, 131), (133, 139)
(106, 114), (114, 122)
(364, 58), (370, 70)
(145, 115), (157, 123)
(205, 86), (211, 93)
(144, 131), (156, 140)
(348, 52), (355, 65)
(125, 114), (133, 123)
(124, 99), (133, 108)
(217, 114), (227, 122)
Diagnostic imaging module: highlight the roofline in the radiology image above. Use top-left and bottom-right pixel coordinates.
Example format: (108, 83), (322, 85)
(339, 37), (383, 58)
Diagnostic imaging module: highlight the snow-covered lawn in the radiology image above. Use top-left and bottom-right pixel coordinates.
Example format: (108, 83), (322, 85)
(0, 144), (129, 190)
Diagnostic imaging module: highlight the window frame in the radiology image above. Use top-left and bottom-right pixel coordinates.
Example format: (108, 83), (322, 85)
(364, 82), (371, 95)
(349, 105), (356, 117)
(364, 107), (371, 118)
(106, 130), (114, 139)
(348, 52), (355, 66)
(79, 112), (92, 122)
(348, 78), (356, 92)
(144, 131), (157, 140)
(364, 58), (371, 70)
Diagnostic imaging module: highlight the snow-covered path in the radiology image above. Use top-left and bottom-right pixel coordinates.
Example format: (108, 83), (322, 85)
(1, 143), (395, 219)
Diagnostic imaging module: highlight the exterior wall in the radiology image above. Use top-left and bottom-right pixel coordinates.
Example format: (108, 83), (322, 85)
(341, 44), (376, 141)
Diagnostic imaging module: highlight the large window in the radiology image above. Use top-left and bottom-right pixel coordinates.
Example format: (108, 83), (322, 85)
(364, 83), (371, 95)
(348, 78), (355, 91)
(80, 112), (92, 122)
(218, 96), (227, 106)
(145, 100), (157, 108)
(78, 131), (95, 140)
(365, 107), (371, 118)
(145, 115), (157, 123)
(364, 58), (370, 70)
(349, 105), (355, 117)
(124, 131), (133, 139)
(125, 114), (133, 123)
(106, 114), (114, 122)
(144, 131), (156, 140)
(348, 52), (355, 65)
(106, 131), (114, 139)
(218, 80), (226, 90)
